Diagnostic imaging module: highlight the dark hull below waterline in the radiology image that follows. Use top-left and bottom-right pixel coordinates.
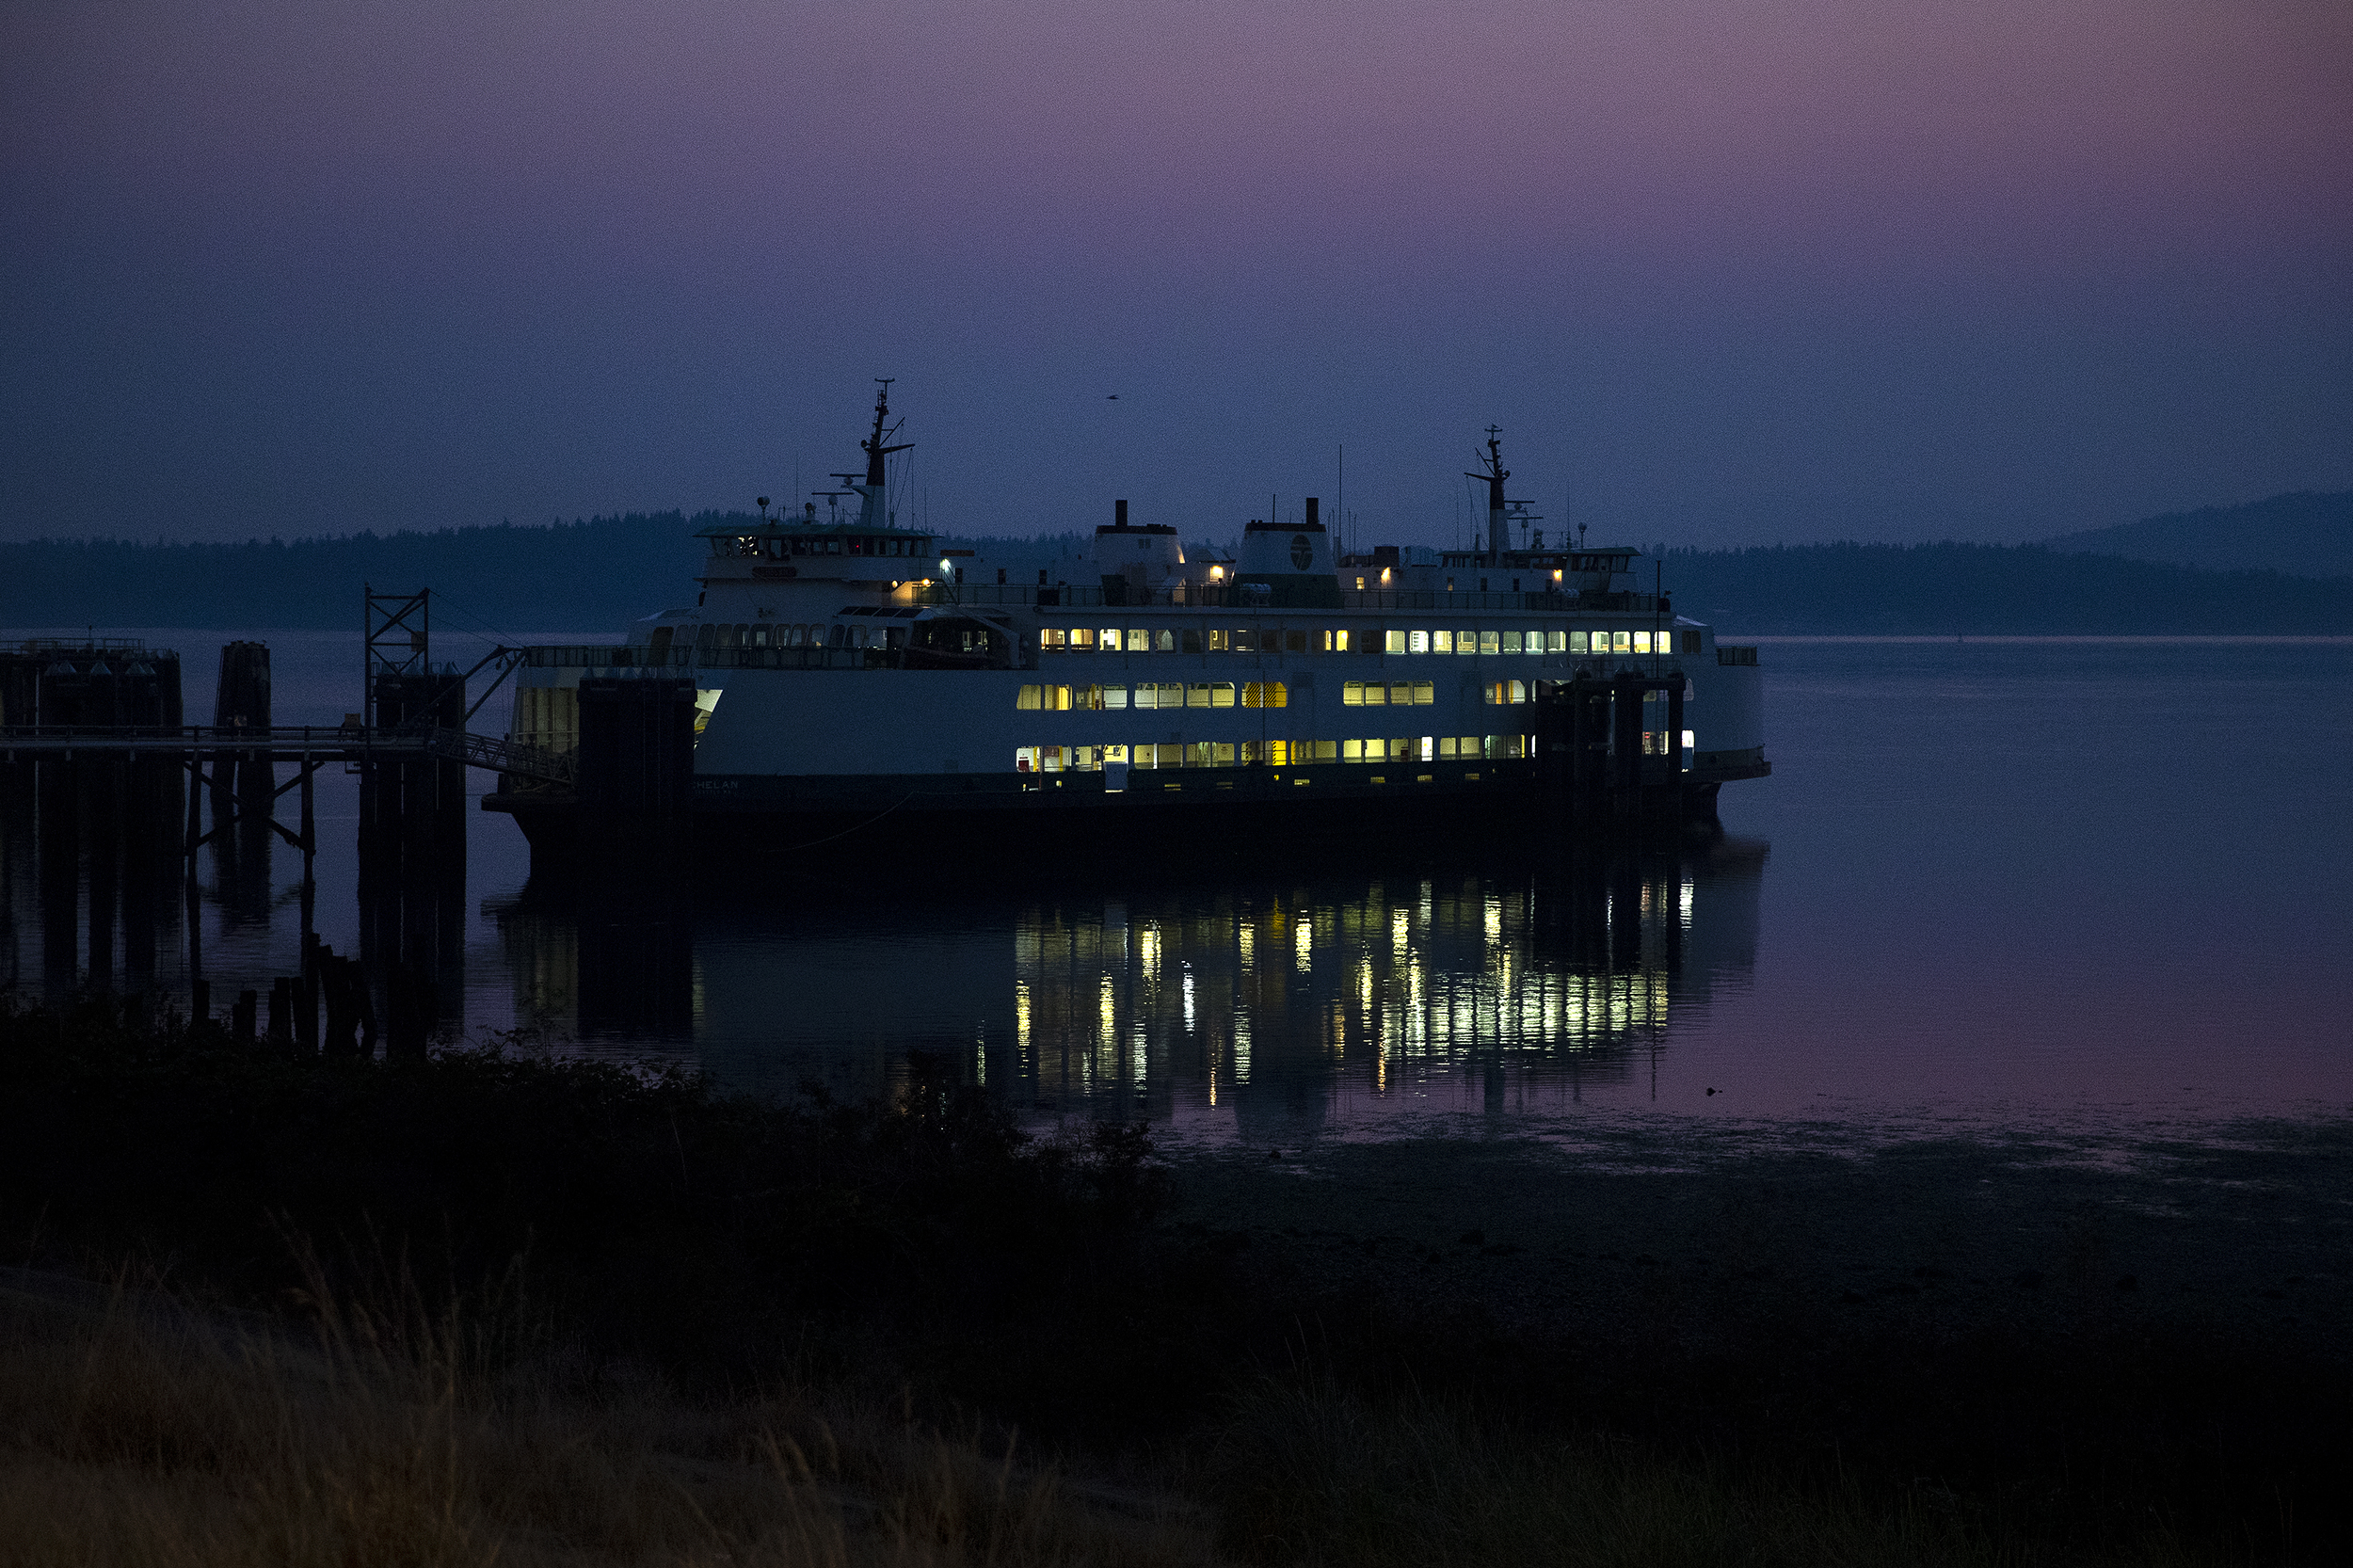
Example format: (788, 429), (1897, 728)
(485, 765), (1729, 868)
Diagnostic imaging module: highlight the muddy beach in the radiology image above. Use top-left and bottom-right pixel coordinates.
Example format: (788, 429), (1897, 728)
(1165, 1117), (2353, 1350)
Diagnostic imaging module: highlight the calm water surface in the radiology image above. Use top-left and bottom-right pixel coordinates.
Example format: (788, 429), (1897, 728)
(8, 631), (2348, 1145)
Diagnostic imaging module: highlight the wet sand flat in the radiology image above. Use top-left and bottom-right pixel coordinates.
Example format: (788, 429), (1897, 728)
(1163, 1118), (2353, 1350)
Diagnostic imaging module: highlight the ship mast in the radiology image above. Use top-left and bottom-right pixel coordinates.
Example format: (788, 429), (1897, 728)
(831, 378), (913, 529)
(1466, 425), (1509, 567)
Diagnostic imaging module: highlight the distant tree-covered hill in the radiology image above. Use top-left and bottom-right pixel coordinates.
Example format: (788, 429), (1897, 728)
(1663, 542), (2352, 635)
(2041, 491), (2353, 579)
(7, 518), (2350, 634)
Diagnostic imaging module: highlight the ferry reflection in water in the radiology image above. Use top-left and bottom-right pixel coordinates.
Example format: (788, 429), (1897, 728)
(491, 838), (1765, 1143)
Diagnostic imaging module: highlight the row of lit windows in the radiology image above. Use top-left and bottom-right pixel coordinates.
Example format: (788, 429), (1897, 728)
(1343, 681), (1435, 706)
(1013, 736), (1534, 772)
(1016, 682), (1289, 711)
(1040, 626), (1696, 656)
(715, 535), (925, 559)
(692, 622), (881, 649)
(1014, 678), (1552, 712)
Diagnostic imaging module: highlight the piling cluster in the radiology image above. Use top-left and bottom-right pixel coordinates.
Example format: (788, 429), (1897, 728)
(2, 631), (470, 1058)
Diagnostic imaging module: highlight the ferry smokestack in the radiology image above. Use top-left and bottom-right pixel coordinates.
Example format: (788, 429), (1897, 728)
(1305, 497), (1319, 528)
(1115, 498), (1128, 527)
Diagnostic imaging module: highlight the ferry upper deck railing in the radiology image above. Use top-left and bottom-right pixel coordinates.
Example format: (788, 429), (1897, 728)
(913, 584), (1664, 615)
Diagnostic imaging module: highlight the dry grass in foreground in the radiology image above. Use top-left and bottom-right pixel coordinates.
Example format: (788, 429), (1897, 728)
(3, 1272), (2226, 1568)
(0, 1274), (1220, 1568)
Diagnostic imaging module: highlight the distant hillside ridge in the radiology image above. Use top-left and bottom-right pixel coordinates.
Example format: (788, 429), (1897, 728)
(8, 522), (2351, 635)
(1661, 542), (2352, 635)
(2042, 490), (2353, 580)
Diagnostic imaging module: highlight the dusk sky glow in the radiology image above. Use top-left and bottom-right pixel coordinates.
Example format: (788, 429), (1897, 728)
(5, 1), (2347, 550)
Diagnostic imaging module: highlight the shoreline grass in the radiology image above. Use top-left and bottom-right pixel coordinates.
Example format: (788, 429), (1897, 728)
(3, 995), (2343, 1565)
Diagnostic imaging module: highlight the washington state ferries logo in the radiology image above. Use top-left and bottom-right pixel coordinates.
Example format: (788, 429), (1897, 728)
(1289, 534), (1313, 569)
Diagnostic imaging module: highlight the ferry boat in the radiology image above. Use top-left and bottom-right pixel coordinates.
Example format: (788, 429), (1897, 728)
(486, 385), (1768, 859)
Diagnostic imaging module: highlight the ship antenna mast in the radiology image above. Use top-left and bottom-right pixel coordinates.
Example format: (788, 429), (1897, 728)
(835, 377), (913, 530)
(1465, 424), (1509, 567)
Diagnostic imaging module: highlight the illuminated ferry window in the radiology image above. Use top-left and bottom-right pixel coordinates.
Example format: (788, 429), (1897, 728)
(1413, 680), (1433, 705)
(1502, 631), (1523, 654)
(1121, 629), (1144, 651)
(1285, 630), (1308, 653)
(1209, 742), (1236, 766)
(1365, 681), (1388, 706)
(1388, 681), (1413, 705)
(1233, 628), (1254, 652)
(1455, 629), (1476, 653)
(1546, 630), (1567, 653)
(1385, 630), (1407, 654)
(1241, 681), (1287, 708)
(1040, 628), (1066, 648)
(1102, 684), (1128, 709)
(1207, 629), (1228, 652)
(1431, 630), (1451, 653)
(1103, 628), (1124, 650)
(1341, 680), (1361, 706)
(1048, 685), (1072, 711)
(1612, 631), (1632, 654)
(1102, 744), (1129, 764)
(1068, 629), (1095, 648)
(1479, 631), (1500, 655)
(1633, 631), (1651, 654)
(1408, 630), (1430, 654)
(1342, 740), (1364, 761)
(1568, 631), (1587, 653)
(1419, 737), (1434, 761)
(1156, 630), (1176, 652)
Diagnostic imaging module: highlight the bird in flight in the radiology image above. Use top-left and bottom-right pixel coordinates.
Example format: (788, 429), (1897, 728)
(1106, 393), (1119, 400)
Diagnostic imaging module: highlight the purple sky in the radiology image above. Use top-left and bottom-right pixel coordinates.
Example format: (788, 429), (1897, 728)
(5, 0), (2348, 549)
